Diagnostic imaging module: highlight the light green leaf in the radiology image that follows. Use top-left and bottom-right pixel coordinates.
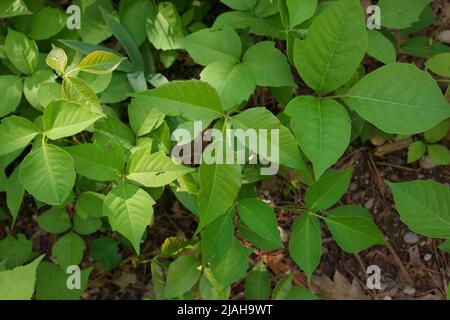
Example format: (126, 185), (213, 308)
(201, 213), (234, 264)
(293, 0), (367, 93)
(0, 234), (32, 270)
(286, 96), (351, 179)
(305, 168), (353, 211)
(243, 41), (295, 87)
(424, 120), (449, 144)
(0, 0), (31, 18)
(23, 70), (61, 111)
(37, 207), (72, 234)
(407, 141), (427, 163)
(66, 143), (124, 182)
(78, 51), (124, 74)
(0, 255), (44, 300)
(289, 214), (321, 279)
(426, 53), (450, 77)
(43, 100), (102, 140)
(5, 166), (24, 226)
(199, 274), (230, 300)
(19, 143), (76, 206)
(286, 0), (317, 28)
(46, 46), (68, 76)
(146, 2), (184, 50)
(428, 144), (450, 166)
(62, 76), (102, 114)
(93, 117), (135, 153)
(52, 233), (86, 271)
(367, 30), (396, 65)
(103, 183), (155, 253)
(388, 180), (450, 239)
(132, 80), (223, 124)
(29, 7), (65, 40)
(128, 98), (165, 136)
(211, 239), (249, 288)
(183, 26), (241, 66)
(0, 75), (22, 117)
(0, 116), (40, 157)
(198, 162), (241, 230)
(164, 255), (201, 299)
(200, 61), (255, 110)
(244, 262), (271, 300)
(378, 0), (432, 29)
(344, 63), (450, 135)
(5, 28), (39, 75)
(76, 191), (106, 219)
(325, 205), (385, 253)
(238, 198), (282, 248)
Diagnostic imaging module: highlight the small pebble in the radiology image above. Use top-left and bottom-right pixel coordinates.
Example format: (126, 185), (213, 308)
(420, 156), (436, 170)
(278, 227), (289, 243)
(419, 241), (426, 247)
(349, 183), (358, 192)
(423, 253), (432, 262)
(403, 287), (416, 296)
(403, 232), (419, 244)
(364, 198), (375, 209)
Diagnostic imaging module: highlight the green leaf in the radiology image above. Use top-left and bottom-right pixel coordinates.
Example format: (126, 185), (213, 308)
(0, 234), (32, 270)
(201, 213), (234, 263)
(293, 0), (367, 93)
(199, 274), (230, 300)
(146, 2), (184, 50)
(305, 168), (353, 211)
(407, 141), (427, 163)
(367, 30), (397, 65)
(46, 46), (68, 76)
(183, 26), (241, 66)
(164, 255), (201, 299)
(244, 261), (271, 300)
(29, 7), (65, 40)
(286, 96), (351, 179)
(43, 100), (102, 140)
(91, 237), (122, 271)
(94, 117), (136, 153)
(128, 98), (165, 136)
(73, 214), (102, 235)
(324, 205), (385, 253)
(119, 0), (156, 46)
(132, 80), (223, 124)
(243, 41), (295, 87)
(401, 37), (450, 58)
(428, 144), (450, 166)
(0, 255), (44, 300)
(103, 183), (155, 254)
(78, 51), (124, 75)
(126, 149), (194, 188)
(378, 0), (432, 29)
(289, 214), (322, 279)
(271, 274), (293, 300)
(438, 240), (450, 253)
(238, 198), (282, 248)
(23, 70), (61, 111)
(343, 63), (450, 135)
(5, 28), (39, 75)
(66, 143), (124, 182)
(20, 143), (76, 206)
(35, 262), (91, 300)
(37, 207), (72, 234)
(424, 120), (449, 144)
(62, 76), (102, 114)
(426, 53), (450, 77)
(198, 163), (241, 230)
(0, 116), (40, 157)
(211, 239), (249, 288)
(0, 75), (22, 117)
(200, 61), (255, 110)
(52, 233), (86, 271)
(0, 0), (31, 18)
(5, 166), (24, 226)
(76, 192), (105, 219)
(76, 0), (113, 44)
(287, 0), (317, 28)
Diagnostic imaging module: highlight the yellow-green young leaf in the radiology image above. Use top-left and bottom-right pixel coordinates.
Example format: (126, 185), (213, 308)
(289, 214), (322, 279)
(426, 53), (450, 77)
(343, 63), (450, 135)
(293, 0), (367, 93)
(126, 149), (194, 188)
(19, 143), (76, 206)
(0, 255), (44, 300)
(43, 100), (102, 140)
(0, 75), (23, 117)
(4, 28), (39, 75)
(285, 96), (351, 179)
(407, 141), (427, 163)
(78, 51), (125, 74)
(388, 180), (450, 239)
(46, 46), (68, 76)
(103, 183), (155, 254)
(62, 76), (102, 114)
(164, 255), (201, 299)
(0, 0), (31, 18)
(198, 163), (241, 230)
(146, 2), (184, 50)
(324, 205), (385, 253)
(428, 144), (450, 166)
(0, 116), (40, 157)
